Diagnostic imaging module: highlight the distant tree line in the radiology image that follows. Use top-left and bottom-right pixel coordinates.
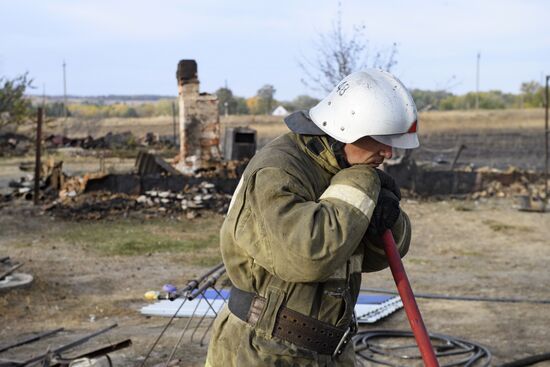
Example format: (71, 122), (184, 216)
(44, 99), (176, 118)
(35, 80), (550, 119)
(215, 85), (320, 116)
(2, 73), (548, 129)
(412, 81), (546, 111)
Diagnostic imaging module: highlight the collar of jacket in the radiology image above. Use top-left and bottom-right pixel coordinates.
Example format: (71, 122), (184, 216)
(292, 133), (348, 175)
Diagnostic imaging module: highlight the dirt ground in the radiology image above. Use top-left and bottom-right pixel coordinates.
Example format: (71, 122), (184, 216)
(1, 196), (549, 366)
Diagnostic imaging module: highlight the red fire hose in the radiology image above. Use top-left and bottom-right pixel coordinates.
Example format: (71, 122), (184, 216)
(382, 229), (440, 367)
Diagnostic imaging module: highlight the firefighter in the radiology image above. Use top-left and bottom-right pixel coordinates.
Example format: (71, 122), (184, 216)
(206, 69), (419, 367)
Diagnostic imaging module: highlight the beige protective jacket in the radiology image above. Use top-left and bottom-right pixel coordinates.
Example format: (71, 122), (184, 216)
(206, 133), (411, 367)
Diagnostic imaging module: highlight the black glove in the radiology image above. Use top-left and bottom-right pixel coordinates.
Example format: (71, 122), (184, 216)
(375, 169), (401, 200)
(367, 170), (401, 237)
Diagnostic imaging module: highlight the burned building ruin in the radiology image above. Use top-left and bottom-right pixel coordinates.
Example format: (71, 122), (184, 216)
(175, 60), (221, 173)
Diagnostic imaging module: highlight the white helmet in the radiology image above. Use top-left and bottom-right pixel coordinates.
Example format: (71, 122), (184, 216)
(308, 69), (419, 149)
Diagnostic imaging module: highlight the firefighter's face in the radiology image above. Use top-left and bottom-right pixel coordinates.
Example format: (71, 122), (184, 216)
(344, 136), (393, 167)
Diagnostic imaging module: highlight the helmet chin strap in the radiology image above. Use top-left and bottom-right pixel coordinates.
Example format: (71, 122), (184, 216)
(327, 136), (351, 169)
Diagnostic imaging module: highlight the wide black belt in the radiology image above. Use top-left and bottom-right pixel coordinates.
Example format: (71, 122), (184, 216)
(228, 287), (354, 356)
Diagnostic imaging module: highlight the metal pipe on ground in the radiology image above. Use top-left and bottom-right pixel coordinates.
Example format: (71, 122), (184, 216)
(0, 328), (64, 354)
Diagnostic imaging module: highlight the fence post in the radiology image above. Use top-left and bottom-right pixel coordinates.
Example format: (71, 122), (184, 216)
(33, 107), (43, 205)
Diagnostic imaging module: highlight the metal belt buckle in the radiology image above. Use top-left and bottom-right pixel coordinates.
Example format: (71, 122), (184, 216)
(332, 326), (351, 358)
(332, 311), (358, 359)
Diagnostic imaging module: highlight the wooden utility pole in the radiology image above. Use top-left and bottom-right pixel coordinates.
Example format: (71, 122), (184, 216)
(171, 101), (177, 146)
(63, 60), (68, 119)
(475, 52), (480, 110)
(34, 108), (43, 205)
(545, 75), (549, 210)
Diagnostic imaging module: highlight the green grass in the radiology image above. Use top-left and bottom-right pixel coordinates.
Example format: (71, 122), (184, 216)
(482, 219), (530, 233)
(61, 216), (222, 258)
(453, 203), (475, 212)
(12, 241), (33, 248)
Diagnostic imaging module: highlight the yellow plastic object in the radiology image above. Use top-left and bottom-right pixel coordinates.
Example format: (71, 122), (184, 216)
(144, 291), (160, 301)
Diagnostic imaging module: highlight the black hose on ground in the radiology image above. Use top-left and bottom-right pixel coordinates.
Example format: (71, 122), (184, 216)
(354, 289), (550, 365)
(353, 329), (492, 367)
(499, 352), (550, 367)
(353, 330), (550, 367)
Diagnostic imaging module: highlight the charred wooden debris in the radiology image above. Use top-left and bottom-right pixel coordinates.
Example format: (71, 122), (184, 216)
(2, 151), (242, 220)
(3, 148), (548, 219)
(1, 59), (258, 219)
(0, 324), (131, 366)
(385, 150), (548, 206)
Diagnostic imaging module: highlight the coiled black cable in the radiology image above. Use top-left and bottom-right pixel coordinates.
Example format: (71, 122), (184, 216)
(353, 329), (492, 367)
(355, 288), (550, 366)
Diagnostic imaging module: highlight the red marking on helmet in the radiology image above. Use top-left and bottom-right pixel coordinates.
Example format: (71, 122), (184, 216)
(407, 120), (417, 133)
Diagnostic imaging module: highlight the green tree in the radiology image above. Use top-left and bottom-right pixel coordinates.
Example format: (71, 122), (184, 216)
(410, 89), (452, 111)
(154, 99), (175, 116)
(216, 87), (238, 115)
(520, 81), (545, 108)
(281, 95), (320, 112)
(45, 102), (70, 117)
(257, 84), (276, 114)
(439, 95), (460, 110)
(124, 107), (139, 117)
(234, 97), (249, 115)
(0, 73), (34, 127)
(438, 90), (516, 110)
(292, 95), (320, 111)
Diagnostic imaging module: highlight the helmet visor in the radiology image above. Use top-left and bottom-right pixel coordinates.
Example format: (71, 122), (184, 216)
(371, 133), (419, 149)
(284, 110), (325, 136)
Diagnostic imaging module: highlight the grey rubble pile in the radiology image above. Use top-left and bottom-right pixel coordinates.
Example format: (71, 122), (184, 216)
(44, 181), (231, 220)
(0, 132), (32, 156)
(136, 181), (232, 214)
(44, 131), (175, 150)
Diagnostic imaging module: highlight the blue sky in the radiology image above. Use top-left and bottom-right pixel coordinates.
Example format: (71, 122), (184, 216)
(1, 0), (548, 100)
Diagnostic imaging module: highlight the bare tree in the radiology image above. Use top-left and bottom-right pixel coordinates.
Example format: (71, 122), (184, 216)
(299, 1), (398, 93)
